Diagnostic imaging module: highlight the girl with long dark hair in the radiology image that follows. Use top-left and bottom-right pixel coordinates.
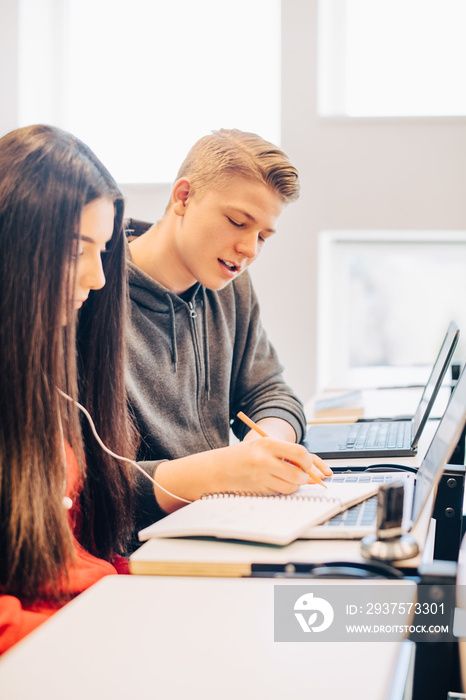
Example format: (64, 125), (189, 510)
(0, 124), (137, 653)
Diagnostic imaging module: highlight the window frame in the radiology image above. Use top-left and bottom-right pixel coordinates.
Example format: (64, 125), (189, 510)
(316, 229), (466, 391)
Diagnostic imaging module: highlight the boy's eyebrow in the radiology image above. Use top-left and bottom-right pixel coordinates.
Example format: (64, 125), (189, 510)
(229, 207), (276, 234)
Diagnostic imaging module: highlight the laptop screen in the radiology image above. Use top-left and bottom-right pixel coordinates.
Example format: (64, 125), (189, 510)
(411, 321), (460, 445)
(411, 362), (466, 526)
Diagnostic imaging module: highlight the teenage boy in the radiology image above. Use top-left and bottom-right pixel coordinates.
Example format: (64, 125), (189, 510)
(127, 129), (331, 520)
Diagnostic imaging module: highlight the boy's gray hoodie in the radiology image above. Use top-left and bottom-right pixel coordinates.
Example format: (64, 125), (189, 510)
(127, 258), (306, 523)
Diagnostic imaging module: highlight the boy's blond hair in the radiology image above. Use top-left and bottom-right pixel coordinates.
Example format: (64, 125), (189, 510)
(173, 128), (300, 204)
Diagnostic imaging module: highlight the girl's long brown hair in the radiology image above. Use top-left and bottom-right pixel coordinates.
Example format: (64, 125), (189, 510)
(0, 125), (136, 602)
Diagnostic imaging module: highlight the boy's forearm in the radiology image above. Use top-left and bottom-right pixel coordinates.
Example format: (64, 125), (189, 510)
(151, 450), (231, 514)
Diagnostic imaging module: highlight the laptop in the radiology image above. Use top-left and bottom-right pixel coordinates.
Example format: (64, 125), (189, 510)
(302, 361), (466, 540)
(305, 320), (459, 459)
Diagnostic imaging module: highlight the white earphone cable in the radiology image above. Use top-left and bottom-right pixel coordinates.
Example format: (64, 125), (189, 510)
(57, 388), (192, 505)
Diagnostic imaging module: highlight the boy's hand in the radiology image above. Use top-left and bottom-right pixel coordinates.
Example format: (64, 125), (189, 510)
(225, 438), (332, 495)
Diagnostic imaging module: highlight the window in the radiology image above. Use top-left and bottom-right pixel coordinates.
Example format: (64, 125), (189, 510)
(317, 231), (466, 390)
(318, 0), (466, 117)
(18, 0), (281, 183)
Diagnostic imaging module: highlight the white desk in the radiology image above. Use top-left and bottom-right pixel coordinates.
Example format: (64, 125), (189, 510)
(0, 575), (416, 700)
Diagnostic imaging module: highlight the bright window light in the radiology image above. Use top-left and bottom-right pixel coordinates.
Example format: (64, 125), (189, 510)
(318, 0), (466, 117)
(317, 231), (466, 390)
(19, 0), (281, 183)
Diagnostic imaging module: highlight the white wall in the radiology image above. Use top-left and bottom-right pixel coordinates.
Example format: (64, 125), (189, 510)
(251, 0), (466, 403)
(120, 184), (169, 225)
(123, 1), (466, 405)
(0, 0), (19, 135)
(3, 0), (466, 405)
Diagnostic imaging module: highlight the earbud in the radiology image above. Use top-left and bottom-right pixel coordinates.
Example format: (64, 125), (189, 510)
(63, 496), (73, 510)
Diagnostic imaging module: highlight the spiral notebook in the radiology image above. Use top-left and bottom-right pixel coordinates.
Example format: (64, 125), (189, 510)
(138, 482), (379, 546)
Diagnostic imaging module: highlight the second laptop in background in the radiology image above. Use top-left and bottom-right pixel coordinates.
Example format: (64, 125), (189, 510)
(304, 320), (459, 459)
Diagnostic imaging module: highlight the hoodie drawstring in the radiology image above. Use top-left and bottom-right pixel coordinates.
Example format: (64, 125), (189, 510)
(201, 287), (211, 398)
(165, 292), (178, 372)
(165, 288), (211, 398)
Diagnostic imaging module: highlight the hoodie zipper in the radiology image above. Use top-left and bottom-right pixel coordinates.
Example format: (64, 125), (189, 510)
(188, 296), (215, 448)
(187, 301), (203, 399)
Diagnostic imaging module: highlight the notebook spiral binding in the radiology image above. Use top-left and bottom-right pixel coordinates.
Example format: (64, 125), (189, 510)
(201, 491), (341, 504)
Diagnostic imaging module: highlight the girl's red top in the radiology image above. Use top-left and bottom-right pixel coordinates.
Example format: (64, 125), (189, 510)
(0, 443), (129, 655)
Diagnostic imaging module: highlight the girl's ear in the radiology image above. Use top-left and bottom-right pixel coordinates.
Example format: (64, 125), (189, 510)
(172, 178), (192, 217)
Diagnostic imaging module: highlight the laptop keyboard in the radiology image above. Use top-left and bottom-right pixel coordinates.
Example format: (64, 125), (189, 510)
(341, 421), (411, 451)
(322, 473), (398, 528)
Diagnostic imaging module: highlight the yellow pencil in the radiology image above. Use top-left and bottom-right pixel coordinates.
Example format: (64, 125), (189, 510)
(237, 411), (327, 488)
(237, 411), (269, 437)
